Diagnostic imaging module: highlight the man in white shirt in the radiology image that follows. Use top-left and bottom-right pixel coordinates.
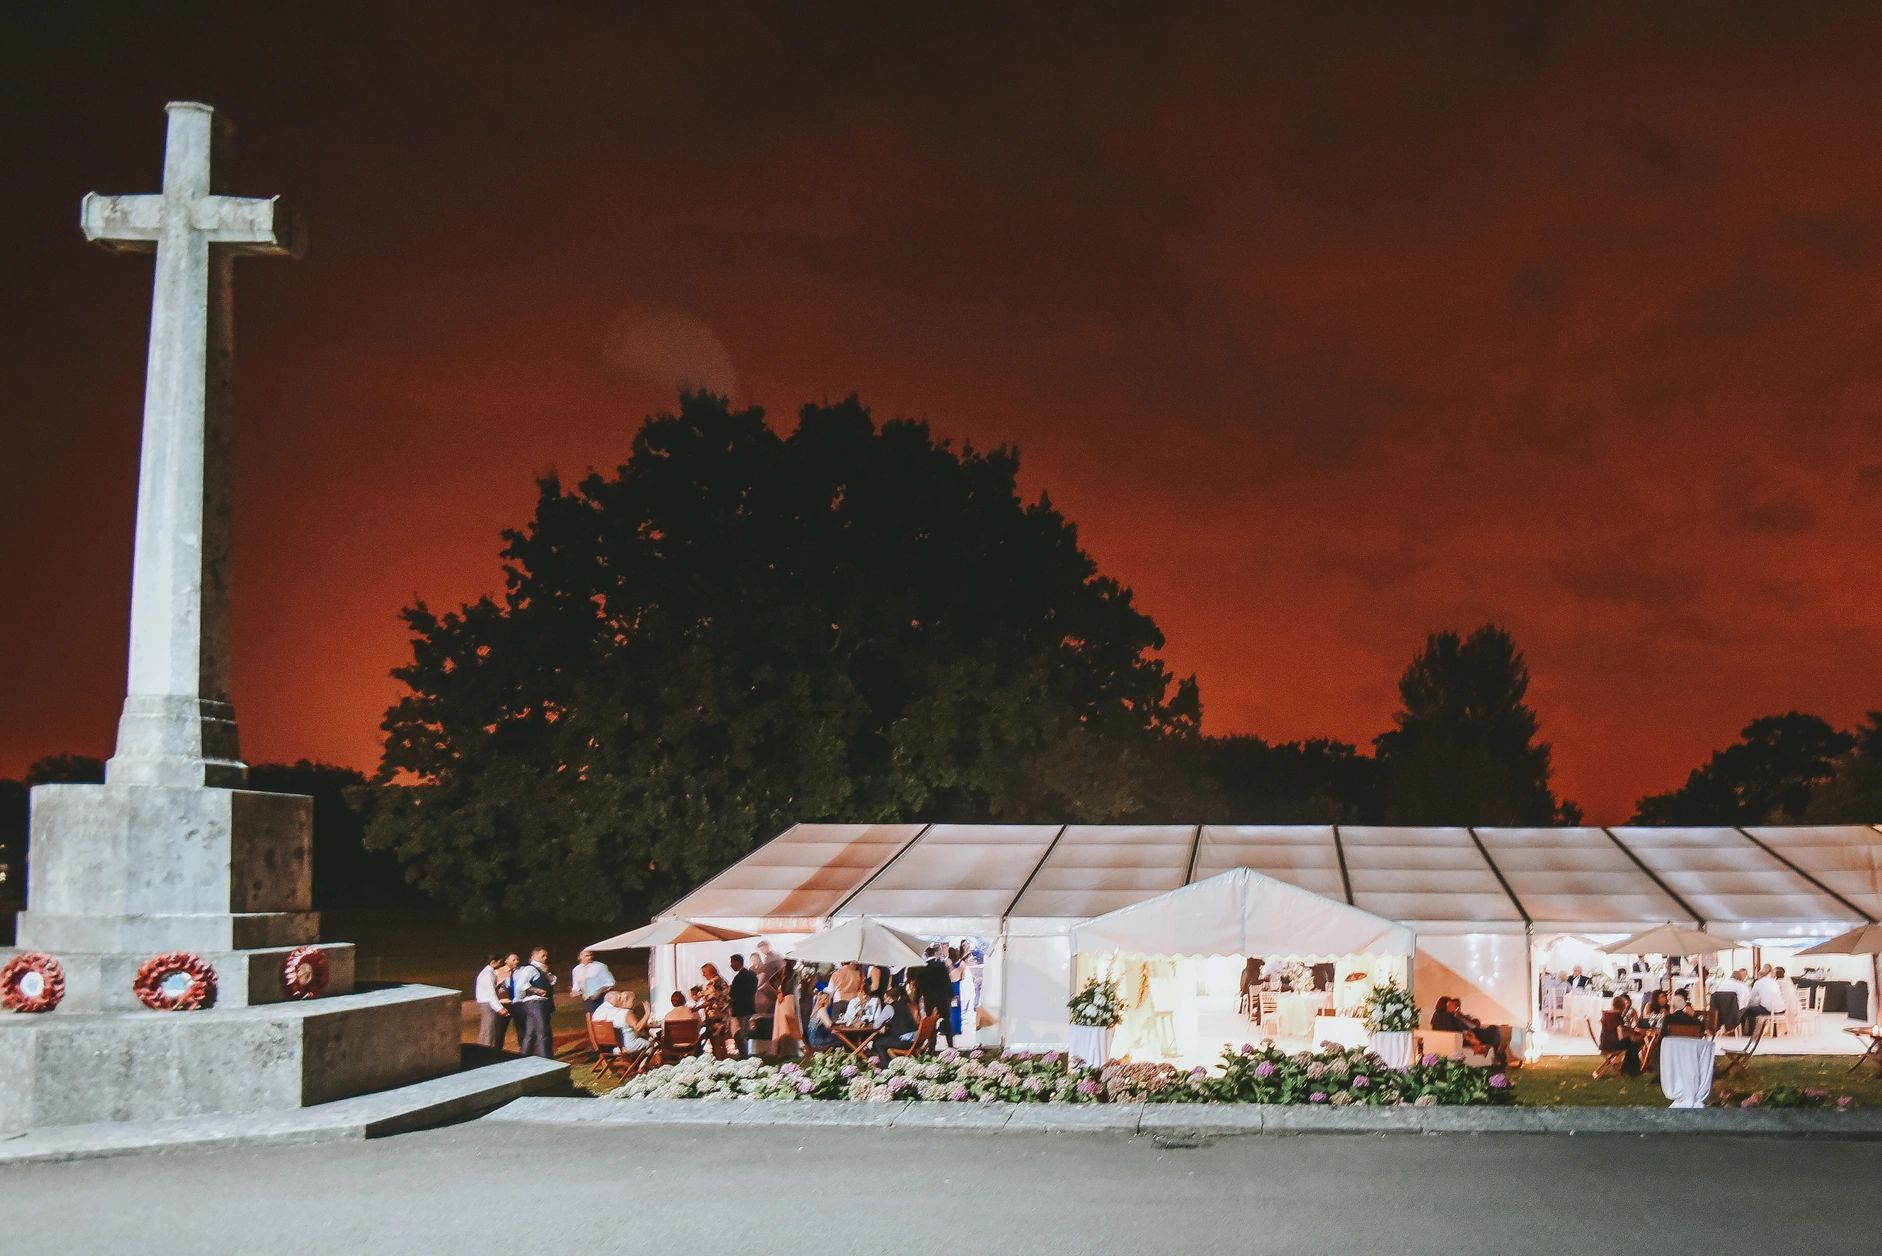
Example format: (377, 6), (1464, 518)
(1745, 969), (1787, 1036)
(473, 954), (511, 1049)
(569, 949), (616, 1015)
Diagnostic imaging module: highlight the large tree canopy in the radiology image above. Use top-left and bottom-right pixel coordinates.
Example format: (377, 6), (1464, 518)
(1372, 625), (1575, 826)
(365, 393), (1208, 918)
(1632, 712), (1858, 824)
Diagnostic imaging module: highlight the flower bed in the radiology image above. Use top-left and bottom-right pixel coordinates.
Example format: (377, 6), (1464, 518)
(1719, 1085), (1855, 1111)
(611, 1043), (1514, 1107)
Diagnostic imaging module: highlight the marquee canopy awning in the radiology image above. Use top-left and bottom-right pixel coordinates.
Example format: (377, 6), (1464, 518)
(1069, 868), (1416, 959)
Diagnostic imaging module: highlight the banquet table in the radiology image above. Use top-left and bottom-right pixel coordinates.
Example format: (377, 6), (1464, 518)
(1562, 993), (1607, 1037)
(1658, 1035), (1714, 1108)
(1269, 992), (1331, 1039)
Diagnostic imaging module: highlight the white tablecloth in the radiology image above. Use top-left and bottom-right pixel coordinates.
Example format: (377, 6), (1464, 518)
(1658, 1036), (1715, 1108)
(1371, 1030), (1414, 1069)
(1270, 993), (1330, 1039)
(1067, 1024), (1114, 1069)
(1563, 993), (1607, 1037)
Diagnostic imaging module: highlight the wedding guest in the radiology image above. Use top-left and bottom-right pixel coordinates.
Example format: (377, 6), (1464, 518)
(1599, 994), (1644, 1075)
(807, 990), (838, 1049)
(698, 963), (733, 1055)
(767, 960), (802, 1057)
(569, 948), (616, 1015)
(474, 953), (511, 1050)
(1776, 966), (1802, 1020)
(662, 990), (702, 1054)
(510, 946), (557, 1059)
(1639, 989), (1670, 1029)
(1663, 994), (1705, 1033)
(593, 990), (652, 1052)
(1431, 996), (1510, 1064)
(870, 987), (919, 1062)
(729, 954), (758, 1055)
(1566, 965), (1591, 989)
(830, 961), (865, 1012)
(1744, 968), (1787, 1037)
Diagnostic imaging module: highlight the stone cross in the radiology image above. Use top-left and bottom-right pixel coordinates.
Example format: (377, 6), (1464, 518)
(81, 102), (302, 789)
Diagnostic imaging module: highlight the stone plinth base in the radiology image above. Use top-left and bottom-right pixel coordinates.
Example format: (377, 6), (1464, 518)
(21, 781), (316, 955)
(0, 942), (355, 1011)
(0, 983), (459, 1134)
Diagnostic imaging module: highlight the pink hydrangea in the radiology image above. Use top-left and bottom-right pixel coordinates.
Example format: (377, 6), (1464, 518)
(948, 1086), (970, 1102)
(1488, 1073), (1510, 1090)
(1353, 1075), (1369, 1089)
(1420, 1053), (1440, 1067)
(1076, 1079), (1101, 1096)
(1253, 1061), (1277, 1079)
(1309, 1091), (1328, 1103)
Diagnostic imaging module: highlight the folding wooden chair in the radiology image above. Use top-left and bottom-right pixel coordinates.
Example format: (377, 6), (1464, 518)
(1589, 1024), (1629, 1079)
(658, 1017), (704, 1065)
(888, 1013), (940, 1060)
(1717, 1018), (1766, 1078)
(586, 1018), (631, 1081)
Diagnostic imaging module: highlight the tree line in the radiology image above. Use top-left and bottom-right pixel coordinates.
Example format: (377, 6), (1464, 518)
(3, 392), (1874, 923)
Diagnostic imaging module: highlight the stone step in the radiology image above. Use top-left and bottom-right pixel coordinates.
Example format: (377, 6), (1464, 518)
(0, 1053), (571, 1165)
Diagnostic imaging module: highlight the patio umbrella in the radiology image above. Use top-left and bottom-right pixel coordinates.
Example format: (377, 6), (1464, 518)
(1797, 923), (1882, 1025)
(788, 918), (929, 968)
(586, 918), (756, 951)
(1602, 923), (1734, 1011)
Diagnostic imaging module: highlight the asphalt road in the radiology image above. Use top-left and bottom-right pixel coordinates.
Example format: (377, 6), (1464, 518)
(10, 1122), (1878, 1255)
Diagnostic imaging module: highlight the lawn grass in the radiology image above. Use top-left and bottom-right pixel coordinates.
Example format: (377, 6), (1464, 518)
(1515, 1054), (1882, 1107)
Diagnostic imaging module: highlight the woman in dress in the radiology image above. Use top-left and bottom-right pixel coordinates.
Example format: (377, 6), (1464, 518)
(768, 960), (802, 1057)
(697, 962), (733, 1057)
(806, 990), (837, 1050)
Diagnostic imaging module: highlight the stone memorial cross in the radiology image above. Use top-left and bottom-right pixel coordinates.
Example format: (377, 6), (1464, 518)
(81, 101), (302, 789)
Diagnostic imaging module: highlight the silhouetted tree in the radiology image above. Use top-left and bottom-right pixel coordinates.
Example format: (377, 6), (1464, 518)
(1373, 626), (1573, 825)
(1801, 712), (1882, 824)
(365, 392), (1211, 919)
(1197, 735), (1381, 822)
(0, 779), (24, 922)
(22, 754), (104, 787)
(1633, 712), (1857, 824)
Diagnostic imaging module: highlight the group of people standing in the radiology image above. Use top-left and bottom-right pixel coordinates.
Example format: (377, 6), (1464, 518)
(474, 946), (621, 1058)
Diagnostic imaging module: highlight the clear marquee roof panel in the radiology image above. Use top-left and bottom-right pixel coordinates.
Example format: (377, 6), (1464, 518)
(1473, 826), (1692, 929)
(666, 822), (1882, 933)
(1008, 825), (1197, 920)
(1607, 826), (1857, 926)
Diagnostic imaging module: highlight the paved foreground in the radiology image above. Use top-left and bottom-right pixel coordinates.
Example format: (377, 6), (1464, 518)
(9, 1120), (1879, 1255)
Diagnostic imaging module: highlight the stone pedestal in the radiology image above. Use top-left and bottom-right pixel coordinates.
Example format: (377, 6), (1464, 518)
(0, 984), (461, 1134)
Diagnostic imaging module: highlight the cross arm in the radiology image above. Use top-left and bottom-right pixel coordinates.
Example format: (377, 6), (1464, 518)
(80, 193), (165, 253)
(196, 194), (307, 258)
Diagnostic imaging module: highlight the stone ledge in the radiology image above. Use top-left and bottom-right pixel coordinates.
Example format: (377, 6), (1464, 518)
(482, 1097), (1882, 1139)
(0, 1055), (570, 1166)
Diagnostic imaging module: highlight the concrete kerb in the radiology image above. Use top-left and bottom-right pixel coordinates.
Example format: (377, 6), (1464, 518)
(486, 1095), (1882, 1139)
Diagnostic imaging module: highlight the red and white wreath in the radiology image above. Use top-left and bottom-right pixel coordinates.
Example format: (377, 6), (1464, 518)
(280, 945), (330, 1000)
(1, 951), (66, 1013)
(133, 952), (218, 1011)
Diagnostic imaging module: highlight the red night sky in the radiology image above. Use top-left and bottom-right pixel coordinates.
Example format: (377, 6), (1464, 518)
(4, 7), (1881, 821)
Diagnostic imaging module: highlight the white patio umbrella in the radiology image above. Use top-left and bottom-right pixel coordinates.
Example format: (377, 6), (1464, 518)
(586, 918), (756, 952)
(788, 918), (929, 968)
(1797, 923), (1882, 1025)
(1602, 923), (1734, 1009)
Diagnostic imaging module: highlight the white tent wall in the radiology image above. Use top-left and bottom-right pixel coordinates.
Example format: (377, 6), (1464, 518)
(1414, 932), (1530, 1030)
(1000, 931), (1074, 1048)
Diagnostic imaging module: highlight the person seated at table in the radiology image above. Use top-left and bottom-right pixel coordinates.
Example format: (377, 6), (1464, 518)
(1564, 965), (1591, 989)
(807, 990), (838, 1049)
(1599, 994), (1645, 1075)
(1638, 989), (1669, 1029)
(696, 963), (733, 1054)
(1430, 996), (1510, 1065)
(662, 990), (702, 1049)
(1743, 968), (1787, 1037)
(593, 990), (652, 1052)
(1662, 994), (1705, 1035)
(870, 988), (920, 1062)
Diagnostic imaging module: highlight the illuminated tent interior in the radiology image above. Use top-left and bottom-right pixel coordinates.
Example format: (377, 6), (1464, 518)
(649, 822), (1882, 1056)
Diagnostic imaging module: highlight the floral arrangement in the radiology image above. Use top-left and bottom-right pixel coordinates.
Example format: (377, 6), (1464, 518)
(1213, 1043), (1513, 1107)
(1360, 979), (1417, 1033)
(609, 1042), (1514, 1107)
(1283, 961), (1315, 992)
(1068, 977), (1123, 1028)
(1720, 1085), (1856, 1110)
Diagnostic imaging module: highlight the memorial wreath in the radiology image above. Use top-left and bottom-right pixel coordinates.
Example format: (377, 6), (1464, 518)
(1, 951), (67, 1013)
(134, 951), (218, 1011)
(280, 944), (330, 999)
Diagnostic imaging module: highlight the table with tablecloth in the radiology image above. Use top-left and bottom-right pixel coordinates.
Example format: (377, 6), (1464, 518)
(1658, 1036), (1715, 1108)
(1563, 992), (1608, 1037)
(1268, 992), (1332, 1039)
